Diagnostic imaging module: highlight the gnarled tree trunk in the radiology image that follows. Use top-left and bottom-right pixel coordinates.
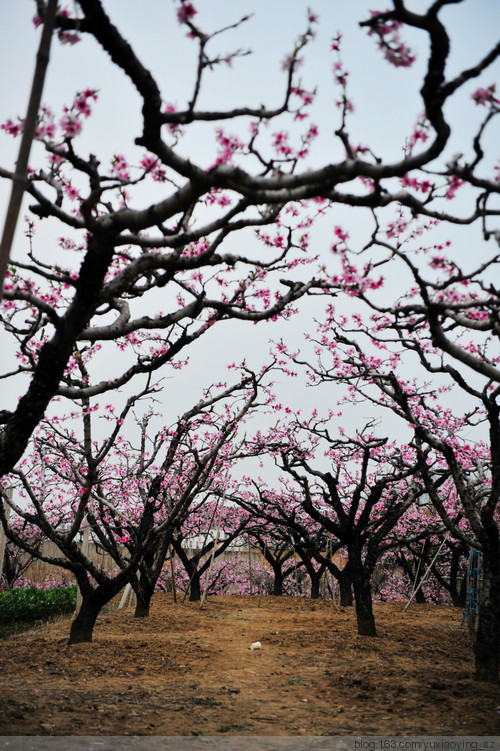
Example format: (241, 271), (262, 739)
(474, 545), (500, 683)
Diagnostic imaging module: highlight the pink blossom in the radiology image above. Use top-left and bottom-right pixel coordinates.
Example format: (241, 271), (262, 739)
(368, 10), (416, 68)
(64, 183), (80, 200)
(334, 226), (349, 242)
(281, 54), (303, 72)
(1, 118), (23, 137)
(331, 34), (342, 52)
(140, 155), (157, 171)
(471, 85), (499, 107)
(445, 174), (465, 200)
(177, 2), (197, 25)
(60, 114), (82, 138)
(57, 30), (81, 46)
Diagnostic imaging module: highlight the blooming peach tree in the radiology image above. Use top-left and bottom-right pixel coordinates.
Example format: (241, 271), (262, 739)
(0, 0), (499, 478)
(290, 242), (500, 679)
(1, 362), (270, 642)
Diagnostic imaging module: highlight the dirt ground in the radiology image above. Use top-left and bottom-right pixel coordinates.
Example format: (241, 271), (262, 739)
(0, 594), (499, 737)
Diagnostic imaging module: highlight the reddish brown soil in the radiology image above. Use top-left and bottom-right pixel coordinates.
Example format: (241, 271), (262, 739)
(0, 594), (499, 737)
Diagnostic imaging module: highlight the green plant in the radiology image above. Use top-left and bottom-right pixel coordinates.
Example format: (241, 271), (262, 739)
(217, 723), (252, 733)
(0, 585), (77, 625)
(192, 697), (221, 707)
(285, 676), (308, 686)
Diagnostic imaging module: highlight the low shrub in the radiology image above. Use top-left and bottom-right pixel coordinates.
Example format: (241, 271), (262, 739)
(0, 585), (77, 625)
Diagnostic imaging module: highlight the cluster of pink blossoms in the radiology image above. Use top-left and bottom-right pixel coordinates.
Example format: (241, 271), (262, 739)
(33, 8), (81, 45)
(2, 89), (97, 144)
(176, 1), (197, 25)
(163, 104), (184, 139)
(471, 84), (499, 108)
(61, 88), (97, 139)
(213, 128), (245, 166)
(445, 174), (465, 200)
(367, 10), (416, 68)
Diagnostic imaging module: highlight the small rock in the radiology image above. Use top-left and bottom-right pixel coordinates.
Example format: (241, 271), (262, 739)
(40, 723), (54, 734)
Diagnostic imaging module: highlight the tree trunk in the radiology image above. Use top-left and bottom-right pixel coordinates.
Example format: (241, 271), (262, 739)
(338, 569), (353, 606)
(189, 571), (202, 602)
(310, 574), (321, 599)
(414, 586), (427, 604)
(69, 596), (104, 644)
(448, 546), (467, 608)
(399, 550), (426, 603)
(352, 575), (377, 636)
(474, 551), (500, 683)
(349, 547), (376, 636)
(133, 575), (154, 617)
(272, 569), (284, 596)
(69, 571), (133, 643)
(455, 575), (467, 609)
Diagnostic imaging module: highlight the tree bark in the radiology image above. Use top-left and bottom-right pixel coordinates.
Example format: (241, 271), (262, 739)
(398, 551), (426, 603)
(349, 546), (377, 636)
(189, 571), (202, 602)
(69, 595), (105, 644)
(352, 575), (377, 636)
(133, 575), (154, 617)
(338, 569), (353, 607)
(310, 574), (321, 599)
(134, 597), (151, 617)
(474, 549), (500, 683)
(272, 569), (284, 596)
(69, 571), (132, 643)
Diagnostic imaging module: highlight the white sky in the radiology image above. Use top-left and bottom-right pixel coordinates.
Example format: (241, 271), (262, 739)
(1, 0), (499, 473)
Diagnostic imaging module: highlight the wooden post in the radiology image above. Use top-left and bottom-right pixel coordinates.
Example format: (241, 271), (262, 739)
(0, 488), (13, 588)
(170, 547), (177, 603)
(0, 0), (58, 301)
(328, 537), (335, 606)
(118, 582), (132, 609)
(248, 538), (253, 596)
(258, 542), (267, 607)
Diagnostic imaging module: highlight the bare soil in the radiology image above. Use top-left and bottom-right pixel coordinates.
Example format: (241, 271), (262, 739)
(0, 594), (499, 737)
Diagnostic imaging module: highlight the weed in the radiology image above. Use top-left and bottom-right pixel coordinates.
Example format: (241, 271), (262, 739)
(192, 697), (221, 707)
(285, 676), (308, 686)
(217, 723), (252, 732)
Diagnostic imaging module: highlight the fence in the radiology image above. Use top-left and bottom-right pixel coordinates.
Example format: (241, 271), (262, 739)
(17, 540), (265, 586)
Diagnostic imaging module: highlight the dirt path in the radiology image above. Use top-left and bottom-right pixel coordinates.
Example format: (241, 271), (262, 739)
(0, 595), (499, 736)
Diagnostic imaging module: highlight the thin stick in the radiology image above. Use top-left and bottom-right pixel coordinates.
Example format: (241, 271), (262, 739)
(404, 532), (449, 611)
(0, 0), (58, 301)
(200, 495), (225, 609)
(258, 541), (267, 607)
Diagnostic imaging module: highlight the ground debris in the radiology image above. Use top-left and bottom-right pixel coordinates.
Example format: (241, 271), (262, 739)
(0, 595), (499, 736)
